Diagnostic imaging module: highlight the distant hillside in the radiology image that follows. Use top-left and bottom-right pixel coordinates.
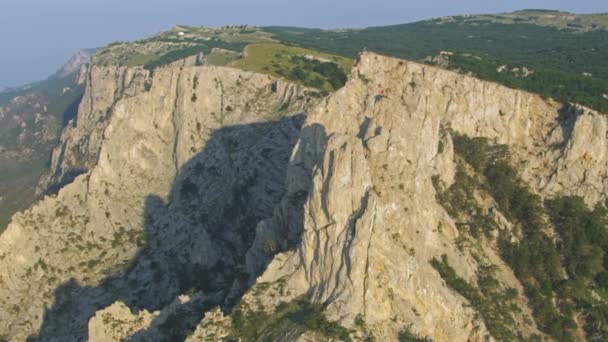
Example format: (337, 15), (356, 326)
(92, 26), (351, 92)
(265, 10), (608, 113)
(451, 9), (608, 31)
(53, 49), (95, 78)
(4, 9), (608, 231)
(0, 53), (87, 231)
(3, 10), (608, 342)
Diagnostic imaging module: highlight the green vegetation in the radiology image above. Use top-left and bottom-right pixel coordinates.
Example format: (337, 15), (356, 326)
(159, 25), (275, 44)
(448, 10), (608, 32)
(95, 30), (353, 92)
(231, 43), (353, 91)
(0, 75), (83, 150)
(289, 55), (347, 89)
(92, 18), (608, 110)
(0, 73), (84, 231)
(432, 165), (497, 239)
(206, 49), (240, 66)
(143, 45), (206, 71)
(398, 326), (431, 342)
(449, 133), (608, 340)
(265, 19), (608, 112)
(431, 255), (523, 340)
(546, 197), (608, 339)
(0, 157), (48, 231)
(231, 296), (351, 341)
(96, 36), (248, 71)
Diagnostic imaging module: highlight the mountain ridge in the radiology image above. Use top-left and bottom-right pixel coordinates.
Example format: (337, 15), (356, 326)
(1, 10), (608, 341)
(0, 49), (89, 231)
(1, 49), (607, 340)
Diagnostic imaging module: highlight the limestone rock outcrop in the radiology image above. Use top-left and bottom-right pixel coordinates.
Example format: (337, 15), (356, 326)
(37, 64), (150, 194)
(88, 301), (159, 342)
(185, 308), (233, 342)
(0, 61), (316, 341)
(243, 52), (608, 340)
(0, 50), (607, 342)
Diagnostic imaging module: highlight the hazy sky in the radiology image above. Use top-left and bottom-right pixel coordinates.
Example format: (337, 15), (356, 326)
(1, 0), (606, 87)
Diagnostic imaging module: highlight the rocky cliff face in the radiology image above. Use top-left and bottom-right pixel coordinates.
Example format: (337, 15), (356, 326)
(221, 53), (608, 341)
(1, 51), (607, 342)
(54, 49), (94, 79)
(0, 60), (316, 341)
(37, 63), (150, 194)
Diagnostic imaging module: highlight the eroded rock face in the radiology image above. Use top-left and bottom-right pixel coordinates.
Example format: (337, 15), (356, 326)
(88, 301), (159, 342)
(37, 64), (150, 195)
(354, 53), (608, 208)
(257, 54), (491, 341)
(1, 51), (607, 342)
(185, 308), (233, 342)
(251, 53), (608, 341)
(0, 62), (316, 341)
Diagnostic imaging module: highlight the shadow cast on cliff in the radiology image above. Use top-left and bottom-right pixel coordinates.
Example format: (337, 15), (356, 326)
(32, 114), (326, 341)
(45, 90), (87, 196)
(557, 104), (579, 144)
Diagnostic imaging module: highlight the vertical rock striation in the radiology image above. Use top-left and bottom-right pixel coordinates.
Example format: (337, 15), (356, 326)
(0, 61), (316, 341)
(1, 51), (607, 341)
(251, 52), (608, 341)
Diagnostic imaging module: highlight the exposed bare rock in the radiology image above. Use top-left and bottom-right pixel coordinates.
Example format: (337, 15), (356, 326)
(185, 308), (233, 342)
(1, 50), (607, 342)
(0, 61), (316, 341)
(37, 63), (150, 195)
(88, 301), (159, 342)
(248, 52), (608, 341)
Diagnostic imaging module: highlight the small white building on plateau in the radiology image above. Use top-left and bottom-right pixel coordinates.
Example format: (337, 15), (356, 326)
(178, 32), (185, 37)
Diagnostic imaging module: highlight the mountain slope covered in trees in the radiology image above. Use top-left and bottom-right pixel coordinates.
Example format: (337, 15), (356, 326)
(265, 10), (608, 112)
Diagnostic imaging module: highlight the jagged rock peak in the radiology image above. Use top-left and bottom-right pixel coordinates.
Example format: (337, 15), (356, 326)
(241, 52), (607, 340)
(53, 49), (95, 78)
(0, 60), (318, 341)
(1, 51), (607, 341)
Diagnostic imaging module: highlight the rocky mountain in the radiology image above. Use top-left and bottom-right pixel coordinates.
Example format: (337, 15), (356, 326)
(1, 13), (608, 342)
(0, 49), (89, 231)
(267, 11), (608, 113)
(1, 48), (607, 341)
(0, 55), (321, 341)
(53, 49), (95, 79)
(442, 9), (608, 31)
